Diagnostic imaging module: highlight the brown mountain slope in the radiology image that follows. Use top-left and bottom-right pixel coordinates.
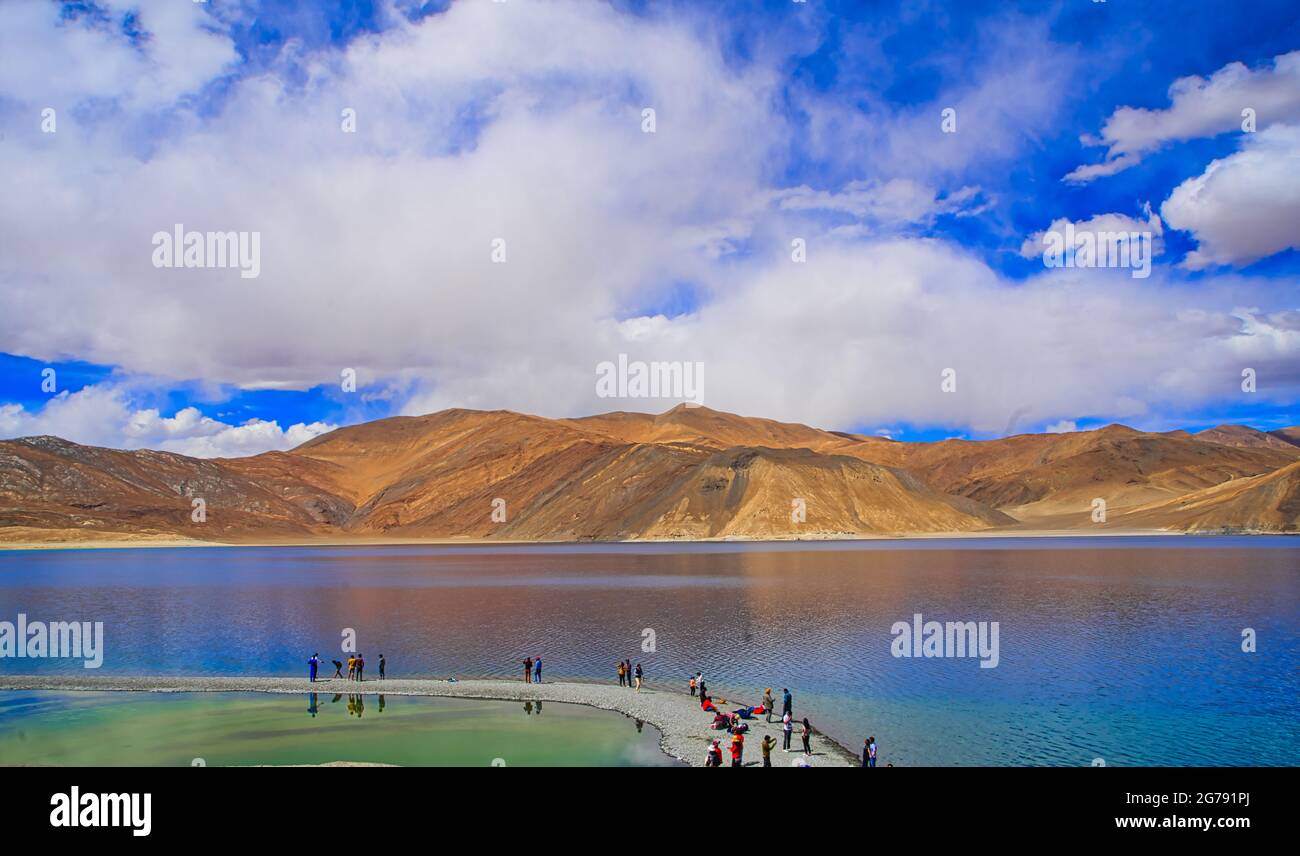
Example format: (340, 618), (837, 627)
(0, 409), (1008, 542)
(566, 404), (891, 456)
(1195, 424), (1300, 454)
(1115, 461), (1300, 533)
(1269, 427), (1300, 448)
(0, 436), (349, 539)
(1, 407), (1295, 543)
(826, 426), (1296, 524)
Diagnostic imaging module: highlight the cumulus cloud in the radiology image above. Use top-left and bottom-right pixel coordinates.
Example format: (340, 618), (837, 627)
(0, 3), (1295, 441)
(1066, 50), (1300, 183)
(1019, 205), (1164, 260)
(1160, 124), (1300, 269)
(0, 386), (335, 457)
(1045, 420), (1078, 434)
(0, 0), (238, 110)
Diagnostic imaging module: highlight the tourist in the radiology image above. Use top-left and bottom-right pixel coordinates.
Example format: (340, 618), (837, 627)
(706, 739), (723, 767)
(378, 653), (386, 680)
(355, 653), (365, 682)
(308, 652), (319, 683)
(730, 732), (744, 767)
(332, 659), (344, 678)
(617, 661), (626, 687)
(801, 718), (812, 755)
(762, 687), (774, 722)
(689, 675), (697, 697)
(347, 655), (356, 681)
(625, 659), (634, 688)
(523, 656), (533, 683)
(782, 712), (793, 751)
(533, 655), (542, 684)
(867, 736), (877, 768)
(634, 662), (643, 691)
(698, 676), (707, 699)
(862, 739), (870, 767)
(761, 734), (776, 767)
(782, 688), (792, 719)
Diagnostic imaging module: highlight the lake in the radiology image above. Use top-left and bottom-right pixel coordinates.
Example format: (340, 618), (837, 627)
(1, 537), (1296, 766)
(0, 690), (675, 766)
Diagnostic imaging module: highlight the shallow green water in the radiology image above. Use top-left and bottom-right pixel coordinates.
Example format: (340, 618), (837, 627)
(0, 691), (678, 767)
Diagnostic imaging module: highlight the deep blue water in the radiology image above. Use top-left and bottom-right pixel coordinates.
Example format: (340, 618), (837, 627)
(1, 536), (1296, 766)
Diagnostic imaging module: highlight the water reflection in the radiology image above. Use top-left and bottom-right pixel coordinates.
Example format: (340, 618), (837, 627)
(1, 539), (1294, 765)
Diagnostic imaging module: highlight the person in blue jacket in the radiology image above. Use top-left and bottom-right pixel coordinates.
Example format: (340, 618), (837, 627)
(308, 653), (319, 682)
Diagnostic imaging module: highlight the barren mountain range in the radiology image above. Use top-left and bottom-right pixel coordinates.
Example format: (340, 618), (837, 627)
(1, 405), (1297, 545)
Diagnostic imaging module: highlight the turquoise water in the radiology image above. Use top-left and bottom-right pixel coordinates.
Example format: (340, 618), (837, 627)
(1, 537), (1296, 765)
(0, 690), (676, 766)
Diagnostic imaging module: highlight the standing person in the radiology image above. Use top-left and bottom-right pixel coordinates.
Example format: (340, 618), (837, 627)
(523, 656), (533, 683)
(801, 718), (812, 756)
(862, 739), (871, 768)
(355, 654), (364, 682)
(782, 712), (793, 751)
(332, 659), (344, 678)
(689, 675), (697, 697)
(781, 688), (792, 719)
(634, 662), (643, 691)
(868, 736), (877, 768)
(308, 653), (319, 683)
(616, 661), (626, 686)
(533, 655), (542, 684)
(706, 739), (723, 767)
(698, 675), (707, 700)
(347, 655), (357, 681)
(761, 734), (776, 767)
(378, 653), (386, 680)
(730, 732), (744, 767)
(761, 688), (774, 722)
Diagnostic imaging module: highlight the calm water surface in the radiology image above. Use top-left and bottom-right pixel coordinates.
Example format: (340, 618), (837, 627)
(0, 691), (673, 766)
(1, 537), (1296, 766)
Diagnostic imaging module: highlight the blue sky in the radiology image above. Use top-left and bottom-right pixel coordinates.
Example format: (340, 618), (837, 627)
(1, 0), (1297, 453)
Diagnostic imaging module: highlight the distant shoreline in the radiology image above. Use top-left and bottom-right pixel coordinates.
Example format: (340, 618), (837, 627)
(4, 527), (1287, 552)
(0, 675), (859, 767)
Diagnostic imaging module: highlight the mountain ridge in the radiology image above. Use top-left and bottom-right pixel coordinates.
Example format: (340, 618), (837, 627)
(2, 406), (1297, 543)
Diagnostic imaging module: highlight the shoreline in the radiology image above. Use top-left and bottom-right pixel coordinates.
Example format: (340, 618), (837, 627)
(2, 527), (1277, 552)
(0, 675), (860, 767)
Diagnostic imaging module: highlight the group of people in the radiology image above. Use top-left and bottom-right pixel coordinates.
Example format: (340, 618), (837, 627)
(522, 655), (542, 683)
(306, 652), (386, 682)
(615, 659), (643, 690)
(696, 677), (877, 767)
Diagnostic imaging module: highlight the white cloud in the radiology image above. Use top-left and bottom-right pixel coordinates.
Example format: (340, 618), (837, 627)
(1161, 124), (1300, 269)
(1066, 50), (1300, 182)
(0, 0), (238, 111)
(1045, 420), (1077, 434)
(774, 180), (988, 227)
(0, 386), (335, 458)
(0, 4), (1295, 441)
(1019, 206), (1164, 259)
